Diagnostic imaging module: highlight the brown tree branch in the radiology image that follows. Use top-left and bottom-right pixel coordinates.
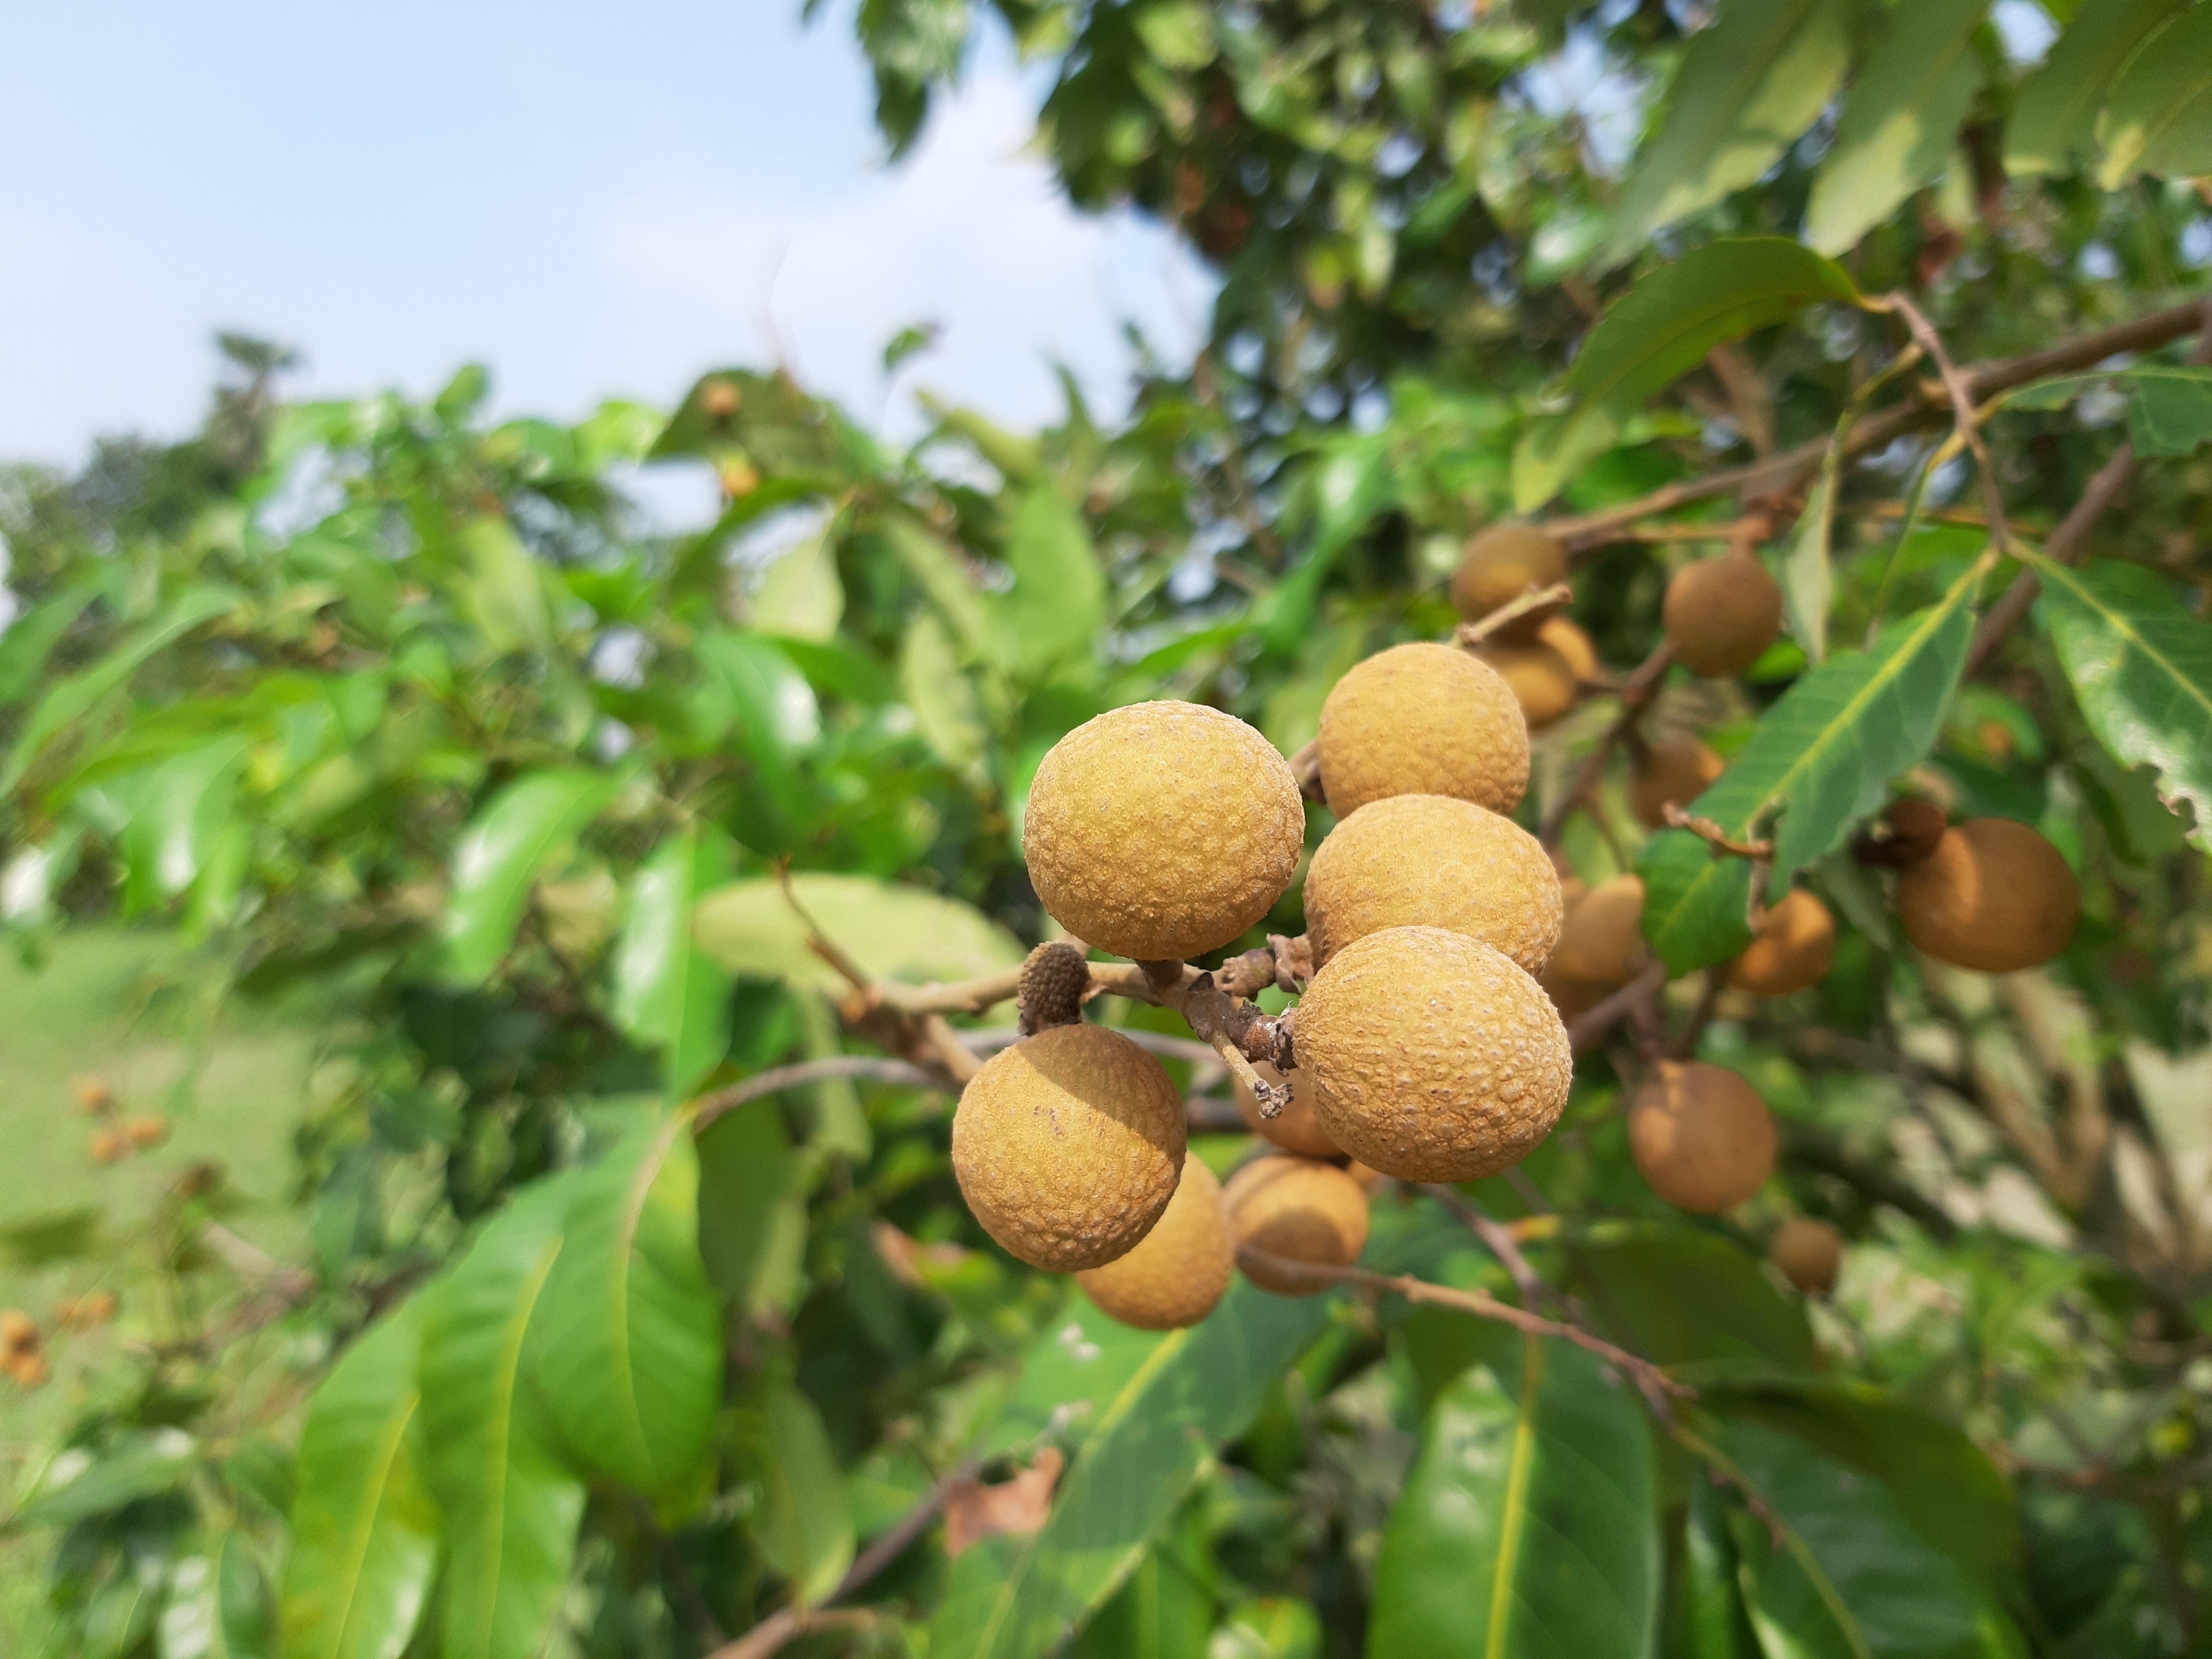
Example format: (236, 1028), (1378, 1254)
(1539, 641), (1674, 846)
(1873, 291), (2011, 556)
(1455, 581), (1576, 648)
(1566, 961), (1670, 1052)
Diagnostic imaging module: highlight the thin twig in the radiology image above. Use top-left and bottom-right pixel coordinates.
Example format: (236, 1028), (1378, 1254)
(1874, 291), (2010, 556)
(1566, 962), (1670, 1052)
(693, 1058), (940, 1132)
(1661, 802), (1773, 859)
(1420, 1185), (1558, 1312)
(1455, 581), (1575, 648)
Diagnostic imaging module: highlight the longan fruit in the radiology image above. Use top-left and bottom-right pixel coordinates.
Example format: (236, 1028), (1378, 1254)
(1296, 925), (1572, 1182)
(88, 1128), (130, 1165)
(1224, 1155), (1371, 1295)
(1664, 553), (1782, 678)
(124, 1115), (170, 1149)
(1629, 738), (1725, 830)
(1451, 525), (1567, 640)
(0, 1310), (34, 1355)
(73, 1078), (113, 1115)
(1077, 1156), (1234, 1329)
(1769, 1218), (1843, 1297)
(1727, 889), (1836, 997)
(951, 1024), (1186, 1272)
(1545, 873), (1646, 989)
(1537, 615), (1598, 681)
(1627, 1060), (1775, 1213)
(1233, 1061), (1342, 1159)
(1024, 701), (1303, 963)
(1318, 644), (1530, 819)
(1475, 641), (1580, 730)
(1304, 794), (1563, 976)
(1855, 796), (1948, 869)
(1896, 817), (2079, 973)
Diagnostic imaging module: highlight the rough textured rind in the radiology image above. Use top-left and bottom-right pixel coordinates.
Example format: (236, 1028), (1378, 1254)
(951, 1024), (1186, 1272)
(1452, 525), (1567, 640)
(1629, 737), (1725, 829)
(1318, 644), (1531, 819)
(1663, 554), (1784, 677)
(1297, 926), (1572, 1183)
(1474, 641), (1579, 730)
(1627, 1060), (1775, 1214)
(1896, 817), (2080, 973)
(1304, 794), (1562, 976)
(1024, 701), (1304, 963)
(1547, 873), (1646, 988)
(1727, 888), (1836, 996)
(1769, 1217), (1843, 1297)
(1077, 1156), (1234, 1329)
(1233, 1061), (1341, 1158)
(1224, 1156), (1371, 1296)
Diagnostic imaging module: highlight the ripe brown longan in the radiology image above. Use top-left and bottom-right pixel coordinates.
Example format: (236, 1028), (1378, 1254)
(1896, 817), (2079, 973)
(951, 1024), (1186, 1272)
(1234, 1062), (1343, 1159)
(1296, 925), (1573, 1182)
(1077, 1156), (1234, 1329)
(1024, 701), (1304, 963)
(1475, 640), (1580, 730)
(1545, 873), (1647, 990)
(124, 1116), (170, 1150)
(1629, 737), (1725, 830)
(1451, 525), (1567, 640)
(88, 1127), (129, 1165)
(1318, 644), (1531, 819)
(1727, 889), (1837, 997)
(1664, 553), (1783, 678)
(1224, 1155), (1371, 1295)
(1769, 1217), (1843, 1297)
(1304, 794), (1563, 976)
(1627, 1060), (1776, 1213)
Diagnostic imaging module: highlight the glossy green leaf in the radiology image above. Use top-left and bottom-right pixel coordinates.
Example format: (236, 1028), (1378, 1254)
(2024, 552), (2212, 847)
(12, 1431), (197, 1528)
(0, 576), (103, 707)
(1216, 1597), (1323, 1659)
(696, 1098), (803, 1318)
(419, 1182), (589, 1659)
(1572, 1223), (1816, 1371)
(530, 1110), (722, 1497)
(901, 610), (990, 777)
(2095, 7), (2212, 188)
(161, 1532), (272, 1659)
(1672, 1476), (1758, 1659)
(1070, 1534), (1214, 1659)
(693, 871), (1024, 996)
(757, 1386), (855, 1605)
(751, 525), (846, 642)
(1597, 4), (1850, 267)
(995, 485), (1106, 676)
(119, 736), (251, 910)
(1639, 561), (1984, 971)
(1803, 0), (1985, 256)
(610, 828), (736, 1095)
(459, 516), (553, 655)
(2006, 0), (2183, 177)
(697, 629), (822, 756)
(1781, 446), (1839, 665)
(930, 1284), (1331, 1658)
(881, 512), (991, 655)
(440, 768), (620, 985)
(281, 1302), (440, 1659)
(1368, 1334), (1659, 1658)
(2121, 366), (2212, 456)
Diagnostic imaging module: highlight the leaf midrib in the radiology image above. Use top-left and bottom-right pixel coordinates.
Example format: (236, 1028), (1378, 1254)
(1484, 1335), (1546, 1659)
(604, 1115), (691, 1488)
(459, 1236), (564, 1656)
(2034, 556), (2212, 724)
(332, 1390), (421, 1657)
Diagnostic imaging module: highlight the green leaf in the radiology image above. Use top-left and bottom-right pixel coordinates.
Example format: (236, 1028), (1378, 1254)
(12, 1432), (197, 1528)
(419, 1183), (589, 1659)
(697, 630), (823, 757)
(2023, 553), (2212, 847)
(610, 829), (736, 1095)
(1216, 1598), (1323, 1659)
(881, 513), (991, 656)
(530, 1111), (722, 1497)
(751, 526), (846, 642)
(281, 1302), (440, 1659)
(696, 1099), (803, 1317)
(161, 1531), (272, 1659)
(1368, 1335), (1659, 1657)
(458, 517), (553, 655)
(1596, 3), (1851, 267)
(119, 736), (251, 910)
(1070, 1531), (1214, 1659)
(901, 610), (990, 778)
(757, 1386), (855, 1606)
(1571, 1222), (1816, 1372)
(930, 1285), (1331, 1658)
(441, 768), (620, 985)
(0, 1205), (107, 1267)
(1672, 1476), (1759, 1659)
(1639, 561), (1984, 971)
(693, 872), (1024, 997)
(1802, 0), (1985, 256)
(1781, 447), (1839, 665)
(2005, 0), (2183, 177)
(2094, 6), (2212, 188)
(994, 485), (1106, 677)
(2122, 366), (2212, 456)
(0, 576), (103, 707)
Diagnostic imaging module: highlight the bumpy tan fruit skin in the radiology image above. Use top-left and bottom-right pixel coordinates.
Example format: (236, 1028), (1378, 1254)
(1629, 738), (1726, 830)
(1451, 525), (1568, 641)
(1475, 641), (1579, 730)
(1298, 925), (1572, 1182)
(1318, 644), (1530, 818)
(952, 1024), (1186, 1271)
(1304, 794), (1562, 976)
(1025, 701), (1303, 962)
(1769, 1217), (1843, 1297)
(1628, 1060), (1775, 1213)
(1546, 873), (1645, 988)
(1727, 889), (1836, 997)
(1233, 1061), (1342, 1159)
(1077, 1156), (1233, 1328)
(1224, 1156), (1371, 1295)
(1663, 554), (1783, 678)
(1896, 817), (2079, 973)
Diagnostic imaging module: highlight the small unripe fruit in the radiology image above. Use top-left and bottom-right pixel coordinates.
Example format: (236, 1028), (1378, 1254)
(1233, 1061), (1342, 1159)
(1025, 701), (1303, 962)
(1318, 644), (1530, 819)
(1452, 525), (1567, 640)
(1304, 794), (1562, 976)
(1297, 926), (1572, 1182)
(1896, 818), (2079, 973)
(1475, 641), (1579, 730)
(1628, 1060), (1775, 1213)
(1546, 873), (1646, 989)
(1629, 738), (1725, 830)
(1727, 889), (1836, 997)
(1664, 553), (1783, 678)
(951, 1024), (1186, 1272)
(1225, 1156), (1371, 1295)
(1769, 1217), (1843, 1297)
(1077, 1157), (1234, 1329)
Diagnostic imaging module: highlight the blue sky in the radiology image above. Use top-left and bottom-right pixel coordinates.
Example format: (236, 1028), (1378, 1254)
(3, 0), (1213, 487)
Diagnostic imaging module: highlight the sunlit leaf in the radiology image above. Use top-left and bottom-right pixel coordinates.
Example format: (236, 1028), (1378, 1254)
(2094, 7), (2212, 189)
(901, 610), (990, 777)
(459, 517), (553, 656)
(610, 828), (736, 1095)
(2006, 0), (2184, 177)
(162, 1531), (273, 1659)
(994, 485), (1106, 677)
(751, 526), (846, 642)
(441, 769), (621, 985)
(693, 871), (1023, 996)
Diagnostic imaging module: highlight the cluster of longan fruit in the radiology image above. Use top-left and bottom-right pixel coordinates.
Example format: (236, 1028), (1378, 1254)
(75, 1076), (169, 1165)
